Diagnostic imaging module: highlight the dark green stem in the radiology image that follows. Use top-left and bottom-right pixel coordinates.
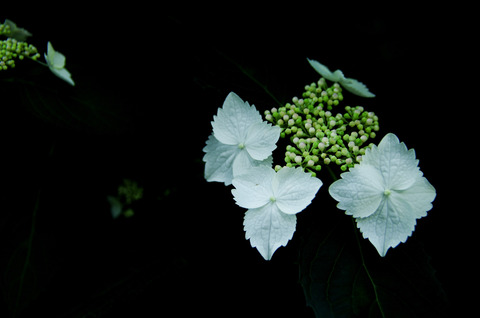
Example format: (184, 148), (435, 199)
(351, 218), (386, 317)
(326, 165), (338, 182)
(13, 189), (41, 318)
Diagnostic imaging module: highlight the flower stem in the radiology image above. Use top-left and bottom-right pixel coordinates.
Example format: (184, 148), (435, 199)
(13, 188), (41, 318)
(326, 165), (338, 182)
(352, 218), (386, 317)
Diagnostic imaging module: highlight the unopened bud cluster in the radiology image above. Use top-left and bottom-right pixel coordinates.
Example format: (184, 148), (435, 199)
(0, 22), (39, 70)
(118, 179), (143, 205)
(265, 78), (379, 176)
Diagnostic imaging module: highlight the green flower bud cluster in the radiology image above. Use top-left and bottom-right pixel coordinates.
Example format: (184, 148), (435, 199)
(266, 78), (380, 176)
(118, 179), (143, 205)
(0, 38), (40, 70)
(0, 22), (39, 71)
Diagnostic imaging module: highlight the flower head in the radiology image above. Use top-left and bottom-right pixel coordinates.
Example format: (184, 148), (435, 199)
(44, 41), (75, 86)
(329, 133), (436, 256)
(232, 166), (322, 260)
(203, 92), (280, 185)
(307, 58), (375, 98)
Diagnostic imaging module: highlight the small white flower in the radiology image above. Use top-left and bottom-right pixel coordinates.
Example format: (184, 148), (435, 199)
(203, 92), (280, 185)
(307, 58), (375, 98)
(232, 166), (322, 260)
(329, 133), (436, 257)
(44, 41), (75, 86)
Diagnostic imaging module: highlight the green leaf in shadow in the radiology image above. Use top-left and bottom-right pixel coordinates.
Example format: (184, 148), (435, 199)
(299, 216), (449, 318)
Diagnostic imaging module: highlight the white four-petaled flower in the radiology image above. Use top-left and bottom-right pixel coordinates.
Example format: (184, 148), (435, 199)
(232, 166), (322, 260)
(203, 92), (280, 185)
(307, 58), (375, 98)
(329, 133), (436, 257)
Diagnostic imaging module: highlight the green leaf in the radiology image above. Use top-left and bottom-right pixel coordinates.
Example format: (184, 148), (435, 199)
(298, 215), (449, 318)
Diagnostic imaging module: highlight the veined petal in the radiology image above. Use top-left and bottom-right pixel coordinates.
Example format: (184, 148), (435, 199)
(307, 58), (374, 97)
(243, 203), (297, 261)
(203, 134), (241, 185)
(355, 198), (399, 257)
(273, 167), (322, 215)
(355, 196), (414, 257)
(329, 164), (385, 218)
(355, 176), (435, 257)
(211, 92), (262, 145)
(232, 150), (272, 178)
(232, 166), (275, 209)
(390, 176), (436, 219)
(244, 121), (281, 161)
(340, 77), (375, 98)
(307, 58), (341, 82)
(363, 133), (421, 190)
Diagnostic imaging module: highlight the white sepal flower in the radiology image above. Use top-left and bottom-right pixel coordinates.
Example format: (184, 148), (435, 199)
(203, 92), (280, 185)
(232, 166), (322, 260)
(329, 133), (436, 257)
(3, 19), (32, 41)
(44, 41), (75, 86)
(307, 58), (375, 98)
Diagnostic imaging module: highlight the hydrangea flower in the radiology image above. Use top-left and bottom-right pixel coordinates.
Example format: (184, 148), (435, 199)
(2, 19), (32, 41)
(232, 166), (322, 260)
(203, 92), (281, 185)
(307, 58), (375, 98)
(329, 133), (436, 256)
(44, 41), (75, 86)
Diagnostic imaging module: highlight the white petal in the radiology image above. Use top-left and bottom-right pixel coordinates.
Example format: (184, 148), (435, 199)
(331, 69), (346, 82)
(232, 150), (272, 178)
(211, 92), (262, 145)
(339, 77), (375, 98)
(307, 58), (341, 82)
(50, 67), (75, 86)
(232, 166), (275, 209)
(363, 133), (421, 190)
(273, 167), (322, 215)
(244, 121), (281, 161)
(329, 164), (385, 218)
(243, 203), (297, 260)
(46, 42), (66, 69)
(355, 176), (436, 257)
(203, 134), (240, 185)
(390, 176), (436, 219)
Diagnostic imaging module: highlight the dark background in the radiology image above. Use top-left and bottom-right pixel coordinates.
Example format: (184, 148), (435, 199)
(1, 4), (474, 317)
